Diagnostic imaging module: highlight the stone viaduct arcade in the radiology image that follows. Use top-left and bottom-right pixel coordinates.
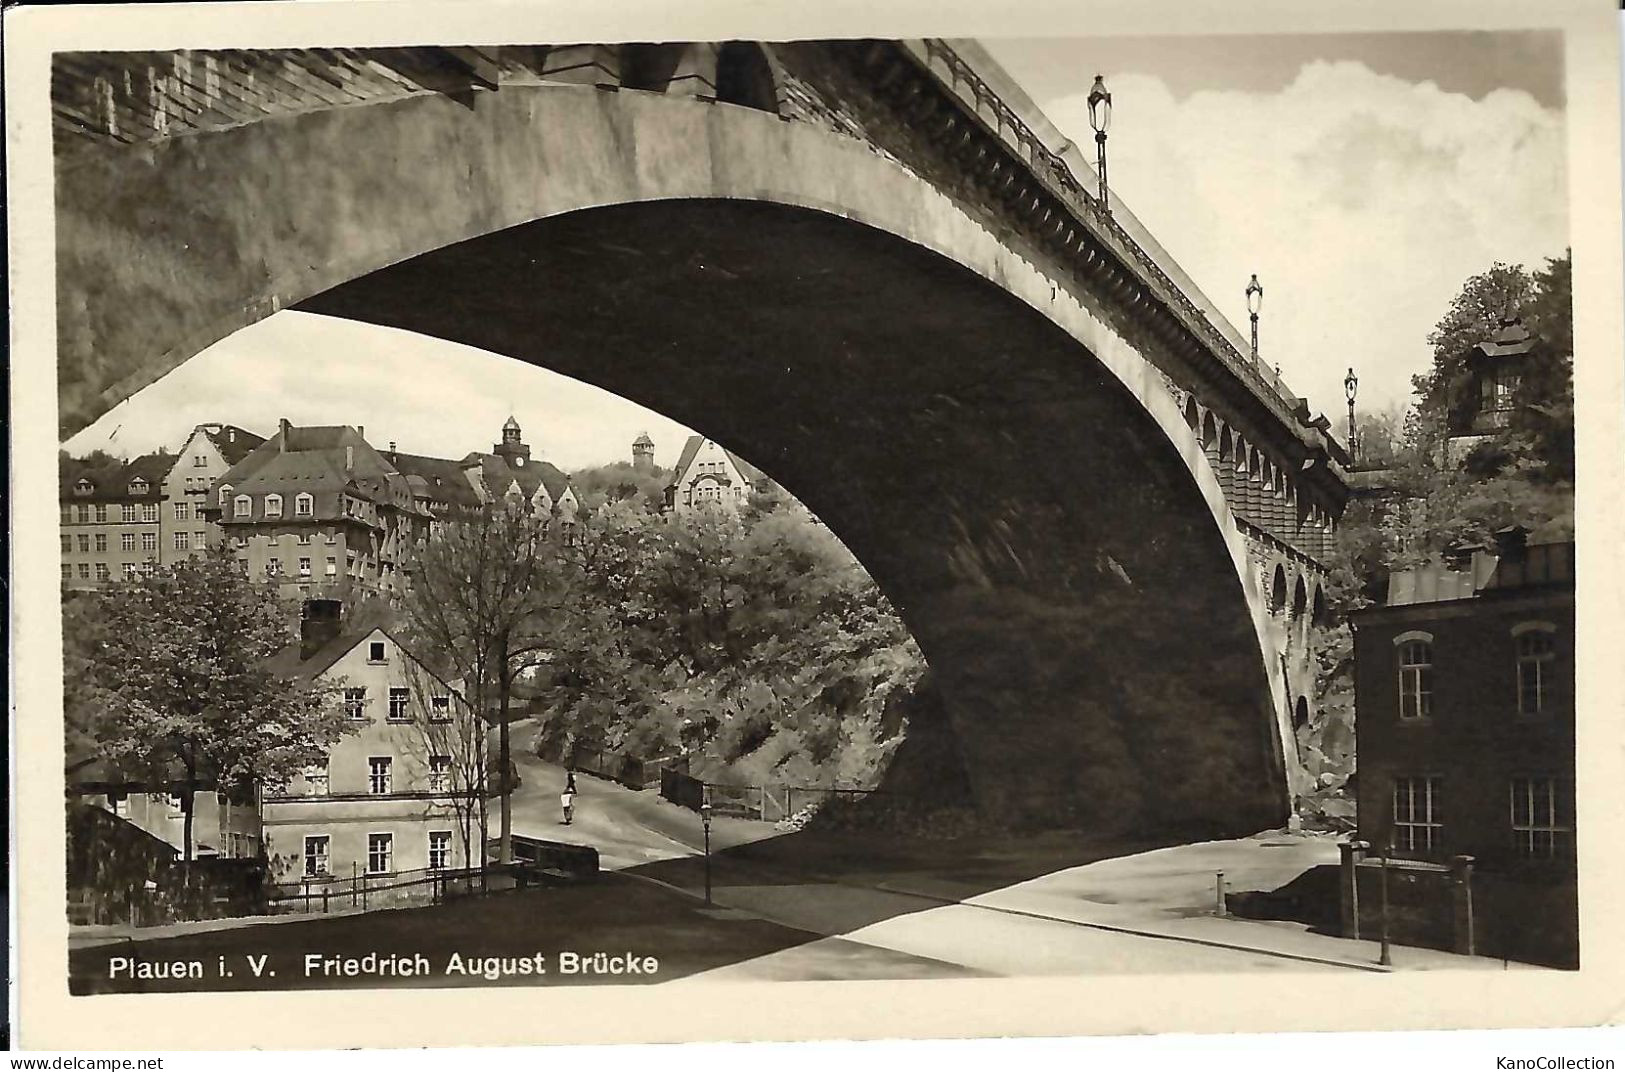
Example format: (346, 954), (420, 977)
(52, 40), (1352, 837)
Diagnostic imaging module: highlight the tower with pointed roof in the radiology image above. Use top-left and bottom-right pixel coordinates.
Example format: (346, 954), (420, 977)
(494, 415), (531, 467)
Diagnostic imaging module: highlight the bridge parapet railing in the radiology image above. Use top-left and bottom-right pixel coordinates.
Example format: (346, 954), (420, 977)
(911, 40), (1306, 428)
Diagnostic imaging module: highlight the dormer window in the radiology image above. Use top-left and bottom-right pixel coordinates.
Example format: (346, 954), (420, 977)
(233, 494), (252, 519)
(219, 484), (233, 507)
(74, 478), (93, 496)
(295, 492), (313, 517)
(264, 493), (283, 518)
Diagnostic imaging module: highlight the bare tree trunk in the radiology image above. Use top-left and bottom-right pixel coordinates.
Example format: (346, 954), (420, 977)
(498, 679), (513, 865)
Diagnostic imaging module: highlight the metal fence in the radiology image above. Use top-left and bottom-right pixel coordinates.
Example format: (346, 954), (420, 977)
(659, 774), (882, 823)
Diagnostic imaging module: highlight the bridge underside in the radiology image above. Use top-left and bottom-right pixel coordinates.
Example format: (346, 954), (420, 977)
(297, 198), (1287, 836)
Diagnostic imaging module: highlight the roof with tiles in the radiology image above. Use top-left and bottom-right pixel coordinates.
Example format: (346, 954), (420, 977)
(197, 423), (266, 466)
(60, 451), (178, 502)
(213, 423), (426, 524)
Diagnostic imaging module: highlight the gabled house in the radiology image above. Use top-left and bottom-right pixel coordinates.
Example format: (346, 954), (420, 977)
(260, 600), (483, 895)
(664, 435), (771, 515)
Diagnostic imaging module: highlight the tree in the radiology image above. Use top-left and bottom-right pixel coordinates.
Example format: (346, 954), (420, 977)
(1412, 261), (1534, 434)
(86, 550), (350, 860)
(400, 501), (568, 864)
(568, 462), (671, 514)
(397, 657), (488, 874)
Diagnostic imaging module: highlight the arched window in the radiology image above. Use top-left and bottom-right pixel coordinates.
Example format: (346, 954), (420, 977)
(233, 494), (251, 519)
(1513, 622), (1557, 716)
(264, 493), (283, 518)
(295, 492), (314, 517)
(219, 483), (233, 507)
(1395, 631), (1434, 720)
(715, 42), (780, 114)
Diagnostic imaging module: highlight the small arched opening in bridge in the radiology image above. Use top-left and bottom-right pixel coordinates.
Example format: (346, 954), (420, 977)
(1293, 696), (1310, 732)
(1270, 563), (1288, 615)
(1200, 411), (1218, 451)
(1291, 574), (1308, 622)
(715, 42), (781, 113)
(1312, 584), (1330, 628)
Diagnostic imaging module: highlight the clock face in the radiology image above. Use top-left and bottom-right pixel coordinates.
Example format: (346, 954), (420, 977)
(515, 458), (525, 466)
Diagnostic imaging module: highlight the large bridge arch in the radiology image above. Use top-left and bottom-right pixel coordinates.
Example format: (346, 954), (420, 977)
(58, 79), (1300, 834)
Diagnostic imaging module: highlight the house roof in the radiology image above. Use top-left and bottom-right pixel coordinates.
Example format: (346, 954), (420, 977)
(60, 451), (178, 501)
(1470, 317), (1536, 361)
(197, 423), (266, 465)
(386, 450), (486, 510)
(1382, 538), (1574, 607)
(670, 435), (765, 488)
(213, 425), (427, 523)
(461, 451), (572, 503)
(264, 607), (466, 702)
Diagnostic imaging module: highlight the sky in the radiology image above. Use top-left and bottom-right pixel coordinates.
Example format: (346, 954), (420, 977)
(64, 31), (1569, 461)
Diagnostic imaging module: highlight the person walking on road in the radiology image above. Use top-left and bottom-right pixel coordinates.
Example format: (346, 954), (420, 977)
(561, 770), (577, 826)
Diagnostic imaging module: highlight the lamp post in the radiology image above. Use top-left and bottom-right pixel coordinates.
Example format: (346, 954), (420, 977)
(700, 801), (713, 906)
(1087, 74), (1112, 210)
(1378, 838), (1393, 967)
(1245, 274), (1264, 365)
(1344, 367), (1359, 464)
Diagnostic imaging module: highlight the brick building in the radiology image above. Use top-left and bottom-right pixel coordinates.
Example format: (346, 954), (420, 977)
(1347, 528), (1576, 966)
(260, 600), (480, 895)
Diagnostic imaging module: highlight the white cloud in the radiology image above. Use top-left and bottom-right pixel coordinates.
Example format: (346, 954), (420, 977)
(1043, 60), (1567, 422)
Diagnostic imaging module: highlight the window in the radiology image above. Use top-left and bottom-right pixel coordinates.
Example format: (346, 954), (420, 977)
(60, 564), (71, 582)
(1511, 777), (1572, 858)
(233, 495), (251, 518)
(140, 503), (158, 523)
(95, 504), (108, 523)
(172, 532), (188, 551)
(173, 502), (189, 521)
(366, 833), (393, 874)
(265, 493), (283, 518)
(128, 479), (147, 496)
(193, 454), (207, 467)
(167, 794), (185, 818)
(428, 830), (452, 870)
(95, 534), (107, 552)
(369, 641), (386, 663)
(304, 765), (329, 797)
(266, 558), (281, 576)
(121, 504), (137, 523)
(344, 688), (367, 721)
(1392, 776), (1442, 855)
(429, 756), (452, 793)
(387, 688), (410, 722)
(120, 533), (136, 552)
(78, 563), (90, 580)
(299, 533), (312, 545)
(107, 793), (129, 818)
(303, 835), (330, 877)
(368, 757), (392, 795)
(1515, 625), (1557, 716)
(77, 534), (89, 552)
(193, 532), (207, 550)
(295, 492), (313, 517)
(141, 532), (157, 552)
(74, 479), (93, 496)
(219, 484), (232, 508)
(430, 695), (452, 722)
(95, 564), (109, 582)
(59, 535), (71, 553)
(122, 563), (139, 580)
(326, 557), (337, 577)
(325, 530), (337, 545)
(1396, 635), (1433, 721)
(298, 557), (311, 577)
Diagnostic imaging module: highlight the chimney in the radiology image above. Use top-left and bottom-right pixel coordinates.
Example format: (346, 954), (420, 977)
(300, 598), (345, 660)
(279, 418), (291, 452)
(228, 428), (236, 444)
(357, 425), (365, 441)
(389, 441), (397, 453)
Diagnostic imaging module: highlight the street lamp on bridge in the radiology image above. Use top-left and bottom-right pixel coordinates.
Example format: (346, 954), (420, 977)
(1245, 274), (1264, 365)
(1087, 74), (1112, 211)
(1344, 367), (1360, 464)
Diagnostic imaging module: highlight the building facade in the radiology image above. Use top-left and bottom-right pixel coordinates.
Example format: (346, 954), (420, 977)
(261, 601), (481, 893)
(60, 452), (175, 589)
(159, 423), (265, 565)
(664, 435), (770, 515)
(1348, 529), (1576, 965)
(68, 753), (263, 860)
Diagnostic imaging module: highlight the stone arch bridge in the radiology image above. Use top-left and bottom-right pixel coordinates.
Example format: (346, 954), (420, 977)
(52, 40), (1351, 836)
